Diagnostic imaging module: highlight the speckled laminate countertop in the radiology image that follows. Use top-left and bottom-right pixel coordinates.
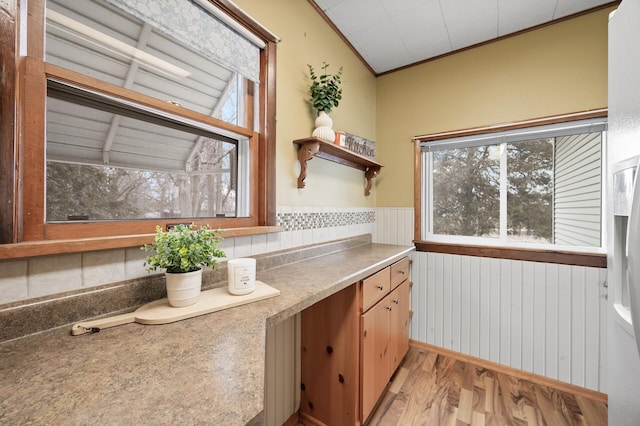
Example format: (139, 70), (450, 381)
(0, 242), (413, 425)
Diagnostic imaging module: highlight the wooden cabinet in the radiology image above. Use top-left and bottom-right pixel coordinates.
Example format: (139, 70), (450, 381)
(299, 257), (410, 426)
(388, 281), (410, 376)
(300, 285), (360, 426)
(360, 280), (410, 422)
(387, 256), (411, 379)
(360, 290), (392, 420)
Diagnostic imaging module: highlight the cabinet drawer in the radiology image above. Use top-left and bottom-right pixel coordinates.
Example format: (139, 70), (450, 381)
(390, 257), (409, 290)
(361, 267), (390, 312)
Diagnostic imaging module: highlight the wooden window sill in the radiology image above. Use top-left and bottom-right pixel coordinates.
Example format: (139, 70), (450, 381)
(414, 240), (607, 268)
(0, 226), (281, 260)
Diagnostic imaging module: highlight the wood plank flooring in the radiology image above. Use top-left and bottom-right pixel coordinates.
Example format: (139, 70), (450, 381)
(367, 344), (608, 426)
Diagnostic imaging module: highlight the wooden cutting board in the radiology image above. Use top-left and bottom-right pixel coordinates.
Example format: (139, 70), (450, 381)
(71, 281), (280, 335)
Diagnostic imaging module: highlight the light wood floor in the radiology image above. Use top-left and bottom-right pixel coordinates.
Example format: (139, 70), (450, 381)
(367, 344), (608, 426)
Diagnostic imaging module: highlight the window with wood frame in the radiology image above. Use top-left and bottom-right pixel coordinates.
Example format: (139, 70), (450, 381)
(2, 0), (277, 250)
(413, 111), (608, 268)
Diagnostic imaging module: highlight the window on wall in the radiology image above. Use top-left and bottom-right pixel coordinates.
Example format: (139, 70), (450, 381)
(45, 81), (247, 221)
(12, 0), (277, 244)
(419, 117), (606, 250)
(43, 0), (254, 223)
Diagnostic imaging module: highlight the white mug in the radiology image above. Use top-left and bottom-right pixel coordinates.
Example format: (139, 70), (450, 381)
(227, 258), (256, 295)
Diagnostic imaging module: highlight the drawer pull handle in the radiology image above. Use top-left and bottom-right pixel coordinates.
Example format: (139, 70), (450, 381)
(393, 299), (399, 304)
(387, 306), (393, 311)
(399, 270), (405, 274)
(377, 285), (384, 290)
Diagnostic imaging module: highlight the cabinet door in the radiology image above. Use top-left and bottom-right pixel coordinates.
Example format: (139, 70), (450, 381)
(360, 294), (391, 422)
(388, 280), (410, 374)
(301, 285), (359, 426)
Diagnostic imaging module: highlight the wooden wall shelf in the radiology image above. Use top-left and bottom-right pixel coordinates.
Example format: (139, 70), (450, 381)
(293, 137), (383, 196)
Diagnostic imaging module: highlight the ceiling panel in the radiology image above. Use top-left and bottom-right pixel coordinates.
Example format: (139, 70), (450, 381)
(554, 0), (612, 18)
(390, 0), (450, 61)
(320, 0), (386, 37)
(497, 0), (556, 36)
(439, 0), (498, 50)
(380, 0), (431, 18)
(350, 23), (412, 73)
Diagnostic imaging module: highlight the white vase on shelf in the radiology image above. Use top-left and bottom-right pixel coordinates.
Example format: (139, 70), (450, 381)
(312, 111), (335, 143)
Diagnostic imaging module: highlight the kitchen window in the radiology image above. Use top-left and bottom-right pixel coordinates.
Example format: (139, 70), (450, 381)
(45, 81), (247, 221)
(4, 0), (278, 247)
(415, 113), (608, 262)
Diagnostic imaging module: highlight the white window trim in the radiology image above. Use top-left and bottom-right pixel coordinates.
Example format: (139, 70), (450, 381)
(420, 118), (608, 254)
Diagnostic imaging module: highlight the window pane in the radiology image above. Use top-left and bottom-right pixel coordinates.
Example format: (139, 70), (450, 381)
(507, 139), (553, 244)
(553, 132), (602, 247)
(45, 95), (240, 222)
(214, 74), (240, 126)
(46, 0), (244, 125)
(432, 146), (500, 237)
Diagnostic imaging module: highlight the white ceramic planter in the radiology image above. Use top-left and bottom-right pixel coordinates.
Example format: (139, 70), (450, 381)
(165, 269), (203, 307)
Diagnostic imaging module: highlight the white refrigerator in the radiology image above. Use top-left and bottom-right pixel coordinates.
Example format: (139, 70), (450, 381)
(608, 0), (640, 423)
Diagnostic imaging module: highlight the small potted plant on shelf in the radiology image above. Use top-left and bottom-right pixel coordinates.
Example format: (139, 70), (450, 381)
(308, 62), (343, 142)
(141, 223), (225, 307)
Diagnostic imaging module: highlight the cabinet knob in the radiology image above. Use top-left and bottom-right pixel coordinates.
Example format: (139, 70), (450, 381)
(377, 285), (384, 290)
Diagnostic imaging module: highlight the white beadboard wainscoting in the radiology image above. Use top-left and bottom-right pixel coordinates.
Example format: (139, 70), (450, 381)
(374, 207), (414, 246)
(264, 315), (300, 426)
(410, 251), (608, 393)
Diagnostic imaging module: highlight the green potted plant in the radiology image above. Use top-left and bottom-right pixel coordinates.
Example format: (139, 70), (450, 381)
(308, 62), (343, 142)
(141, 223), (225, 307)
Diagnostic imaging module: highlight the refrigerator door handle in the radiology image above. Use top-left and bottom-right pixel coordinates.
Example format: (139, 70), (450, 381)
(627, 158), (640, 356)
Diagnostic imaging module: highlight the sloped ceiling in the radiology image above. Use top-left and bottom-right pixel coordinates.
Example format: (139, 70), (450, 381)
(311, 0), (616, 74)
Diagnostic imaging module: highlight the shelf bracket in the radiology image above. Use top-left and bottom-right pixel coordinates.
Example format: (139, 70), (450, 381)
(296, 140), (320, 189)
(364, 167), (381, 196)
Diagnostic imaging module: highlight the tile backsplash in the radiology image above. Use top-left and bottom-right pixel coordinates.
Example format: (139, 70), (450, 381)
(0, 206), (399, 305)
(276, 209), (375, 231)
